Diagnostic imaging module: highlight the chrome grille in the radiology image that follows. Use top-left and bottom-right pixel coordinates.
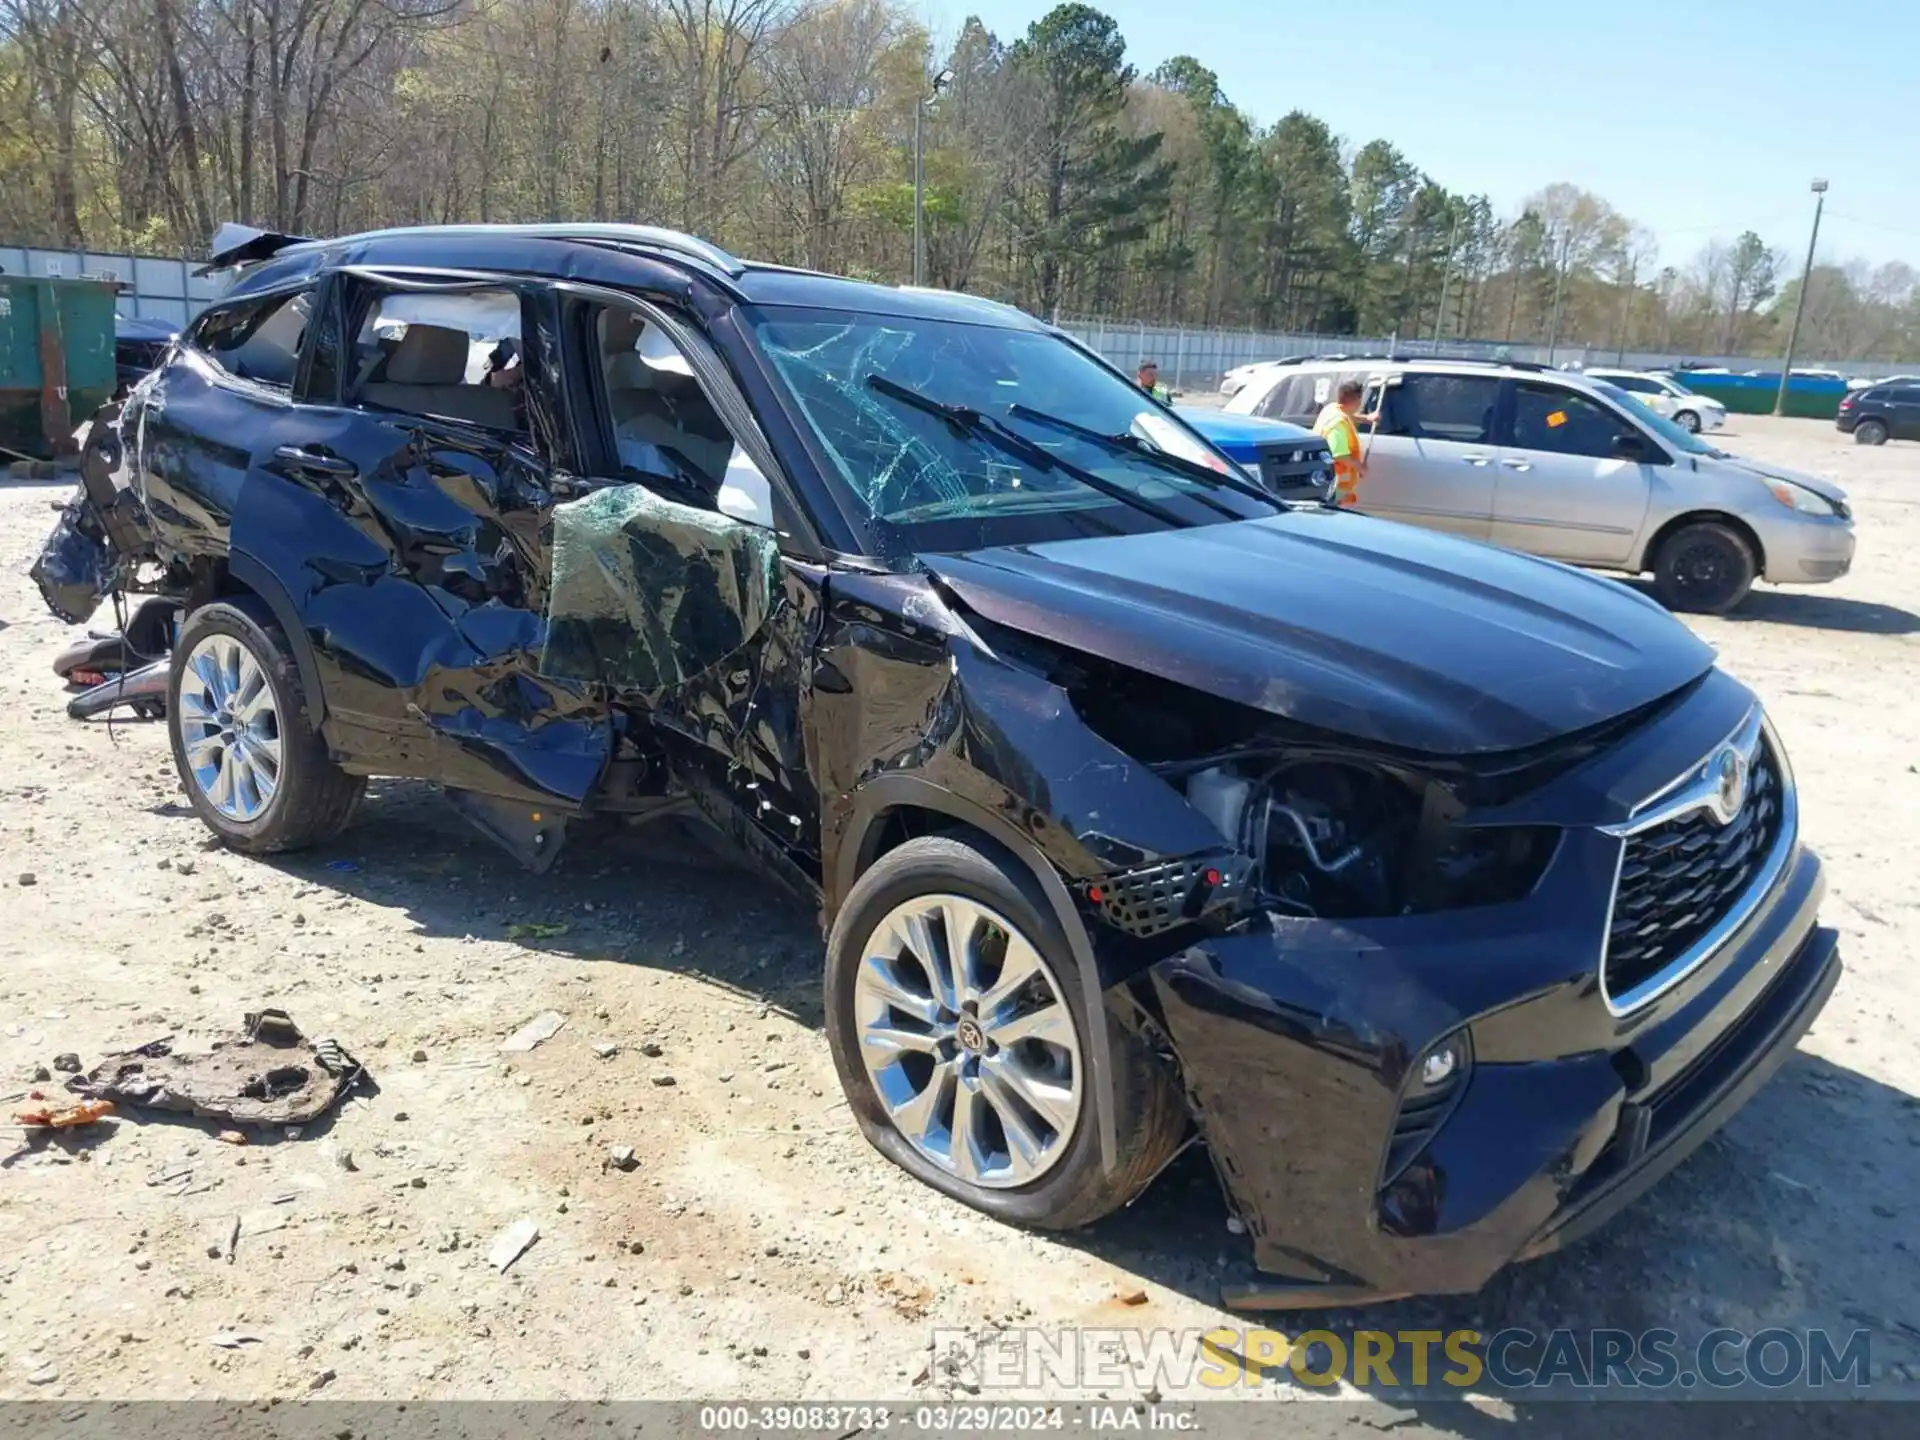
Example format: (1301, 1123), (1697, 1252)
(1602, 713), (1789, 1010)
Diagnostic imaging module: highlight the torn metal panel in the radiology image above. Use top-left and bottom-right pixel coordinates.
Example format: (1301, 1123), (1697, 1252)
(29, 498), (115, 624)
(540, 482), (779, 699)
(68, 1010), (362, 1127)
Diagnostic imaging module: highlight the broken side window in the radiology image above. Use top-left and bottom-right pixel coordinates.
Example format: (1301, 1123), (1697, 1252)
(538, 483), (780, 697)
(348, 286), (529, 435)
(192, 288), (313, 389)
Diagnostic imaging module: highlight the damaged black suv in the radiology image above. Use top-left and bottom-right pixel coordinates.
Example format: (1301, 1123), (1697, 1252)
(37, 223), (1840, 1307)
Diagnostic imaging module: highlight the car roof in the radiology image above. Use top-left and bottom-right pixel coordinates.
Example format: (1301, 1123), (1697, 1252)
(214, 222), (1055, 332)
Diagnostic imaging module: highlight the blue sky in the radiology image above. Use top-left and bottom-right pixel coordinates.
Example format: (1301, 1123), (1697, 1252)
(933, 0), (1920, 271)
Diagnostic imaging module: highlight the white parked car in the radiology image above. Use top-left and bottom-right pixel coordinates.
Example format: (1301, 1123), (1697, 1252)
(1584, 369), (1727, 433)
(1219, 359), (1284, 398)
(1224, 357), (1851, 612)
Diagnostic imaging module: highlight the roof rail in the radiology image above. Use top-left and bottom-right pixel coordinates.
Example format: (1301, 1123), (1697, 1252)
(202, 221), (747, 278)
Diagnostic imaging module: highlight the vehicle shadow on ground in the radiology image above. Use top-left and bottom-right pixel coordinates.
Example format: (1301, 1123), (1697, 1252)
(1623, 580), (1920, 635)
(257, 784), (1920, 1391)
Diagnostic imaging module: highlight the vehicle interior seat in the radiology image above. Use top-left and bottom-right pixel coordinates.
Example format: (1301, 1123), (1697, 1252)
(359, 322), (518, 432)
(600, 312), (734, 492)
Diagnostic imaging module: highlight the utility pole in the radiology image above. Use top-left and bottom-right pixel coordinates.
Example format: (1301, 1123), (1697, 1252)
(1612, 254), (1637, 366)
(1430, 211), (1462, 346)
(912, 68), (953, 288)
(1544, 228), (1573, 364)
(1774, 179), (1828, 417)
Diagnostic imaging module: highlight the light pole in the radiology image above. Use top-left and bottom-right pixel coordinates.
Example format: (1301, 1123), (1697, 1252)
(1774, 179), (1828, 417)
(912, 67), (953, 287)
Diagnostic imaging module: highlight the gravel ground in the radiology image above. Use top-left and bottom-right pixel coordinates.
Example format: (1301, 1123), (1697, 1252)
(0, 415), (1915, 1416)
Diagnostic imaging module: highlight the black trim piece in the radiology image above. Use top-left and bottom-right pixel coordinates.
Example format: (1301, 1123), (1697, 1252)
(226, 550), (327, 728)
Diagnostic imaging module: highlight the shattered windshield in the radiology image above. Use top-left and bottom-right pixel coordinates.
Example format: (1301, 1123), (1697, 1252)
(749, 306), (1275, 558)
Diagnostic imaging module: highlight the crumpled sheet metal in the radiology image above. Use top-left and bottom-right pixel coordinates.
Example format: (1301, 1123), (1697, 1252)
(67, 1009), (363, 1127)
(539, 483), (779, 696)
(31, 498), (114, 625)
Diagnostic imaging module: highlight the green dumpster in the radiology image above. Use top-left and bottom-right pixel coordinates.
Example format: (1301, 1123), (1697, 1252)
(0, 274), (119, 460)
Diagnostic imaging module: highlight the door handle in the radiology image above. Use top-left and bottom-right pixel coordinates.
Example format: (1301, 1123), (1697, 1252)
(1460, 453), (1492, 466)
(1500, 458), (1533, 471)
(274, 445), (357, 478)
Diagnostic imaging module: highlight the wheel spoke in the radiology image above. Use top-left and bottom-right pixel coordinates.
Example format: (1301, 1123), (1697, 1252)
(902, 906), (958, 1013)
(232, 665), (272, 723)
(983, 1052), (1076, 1134)
(860, 1020), (942, 1059)
(938, 896), (990, 1003)
(989, 999), (1072, 1050)
(857, 954), (941, 1025)
(977, 931), (1046, 1020)
(207, 750), (236, 811)
(890, 1056), (953, 1143)
(979, 1066), (1045, 1172)
(949, 1075), (981, 1182)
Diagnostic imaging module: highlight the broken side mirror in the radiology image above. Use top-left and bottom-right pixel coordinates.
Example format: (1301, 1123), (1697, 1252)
(538, 483), (780, 698)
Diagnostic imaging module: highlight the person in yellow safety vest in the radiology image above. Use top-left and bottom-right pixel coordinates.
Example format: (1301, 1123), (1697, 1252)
(1136, 358), (1171, 403)
(1313, 378), (1376, 507)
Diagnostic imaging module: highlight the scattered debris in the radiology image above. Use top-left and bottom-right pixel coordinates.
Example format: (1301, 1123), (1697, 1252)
(500, 1011), (566, 1053)
(639, 1042), (665, 1058)
(593, 1042), (619, 1060)
(68, 1009), (363, 1126)
(606, 1144), (638, 1172)
(487, 1218), (540, 1273)
(309, 1368), (337, 1390)
(333, 1148), (358, 1173)
(15, 1096), (114, 1129)
(216, 1130), (247, 1146)
(242, 1209), (288, 1237)
(505, 921), (571, 941)
(29, 1065), (50, 1083)
(18, 872), (36, 886)
(51, 1053), (81, 1073)
(1117, 1288), (1150, 1306)
(1225, 1216), (1247, 1235)
(651, 1073), (677, 1088)
(208, 1331), (261, 1349)
(324, 860), (359, 873)
(411, 1049), (428, 1064)
(222, 1215), (241, 1264)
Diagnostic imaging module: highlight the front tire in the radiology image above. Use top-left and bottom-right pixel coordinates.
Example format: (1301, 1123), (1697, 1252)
(825, 834), (1186, 1230)
(1854, 418), (1889, 446)
(1675, 409), (1702, 433)
(1652, 521), (1757, 614)
(168, 599), (363, 853)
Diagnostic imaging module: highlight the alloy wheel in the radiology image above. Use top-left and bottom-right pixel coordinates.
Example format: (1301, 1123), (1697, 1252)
(852, 893), (1083, 1188)
(177, 634), (283, 821)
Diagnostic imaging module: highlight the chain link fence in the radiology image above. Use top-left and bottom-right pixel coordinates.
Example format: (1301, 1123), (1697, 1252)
(1054, 313), (1917, 396)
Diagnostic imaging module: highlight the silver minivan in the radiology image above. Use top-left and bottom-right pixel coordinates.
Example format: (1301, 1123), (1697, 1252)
(1225, 358), (1855, 612)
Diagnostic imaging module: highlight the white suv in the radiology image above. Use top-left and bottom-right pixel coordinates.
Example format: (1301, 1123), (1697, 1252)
(1584, 369), (1727, 433)
(1225, 357), (1851, 612)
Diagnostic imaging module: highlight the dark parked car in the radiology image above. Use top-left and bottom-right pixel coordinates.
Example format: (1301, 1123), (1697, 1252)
(1835, 380), (1920, 444)
(113, 314), (179, 396)
(34, 223), (1839, 1308)
(1175, 406), (1332, 501)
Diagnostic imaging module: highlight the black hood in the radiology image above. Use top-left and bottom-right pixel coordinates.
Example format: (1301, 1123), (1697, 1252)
(922, 511), (1715, 756)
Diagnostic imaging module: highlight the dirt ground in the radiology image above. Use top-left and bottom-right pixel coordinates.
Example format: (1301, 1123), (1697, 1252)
(1, 415), (1916, 1413)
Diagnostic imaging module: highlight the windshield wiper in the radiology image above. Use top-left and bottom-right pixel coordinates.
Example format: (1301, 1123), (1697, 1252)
(864, 374), (1193, 530)
(1005, 403), (1280, 514)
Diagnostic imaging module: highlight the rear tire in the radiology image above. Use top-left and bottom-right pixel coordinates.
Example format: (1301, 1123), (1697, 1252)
(1652, 521), (1757, 615)
(1675, 409), (1702, 433)
(1854, 418), (1889, 446)
(825, 834), (1186, 1231)
(168, 599), (363, 853)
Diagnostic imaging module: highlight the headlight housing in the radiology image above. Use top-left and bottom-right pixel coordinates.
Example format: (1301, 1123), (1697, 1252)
(1767, 478), (1839, 516)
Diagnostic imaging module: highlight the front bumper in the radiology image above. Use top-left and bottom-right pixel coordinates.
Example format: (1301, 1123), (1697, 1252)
(1759, 512), (1855, 584)
(1130, 679), (1837, 1308)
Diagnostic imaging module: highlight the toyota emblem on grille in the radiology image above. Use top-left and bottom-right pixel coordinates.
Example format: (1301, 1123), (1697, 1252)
(1707, 746), (1749, 825)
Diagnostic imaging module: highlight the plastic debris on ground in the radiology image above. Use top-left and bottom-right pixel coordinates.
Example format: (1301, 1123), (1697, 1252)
(15, 1096), (115, 1129)
(487, 1218), (540, 1272)
(66, 1008), (363, 1128)
(499, 1011), (566, 1053)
